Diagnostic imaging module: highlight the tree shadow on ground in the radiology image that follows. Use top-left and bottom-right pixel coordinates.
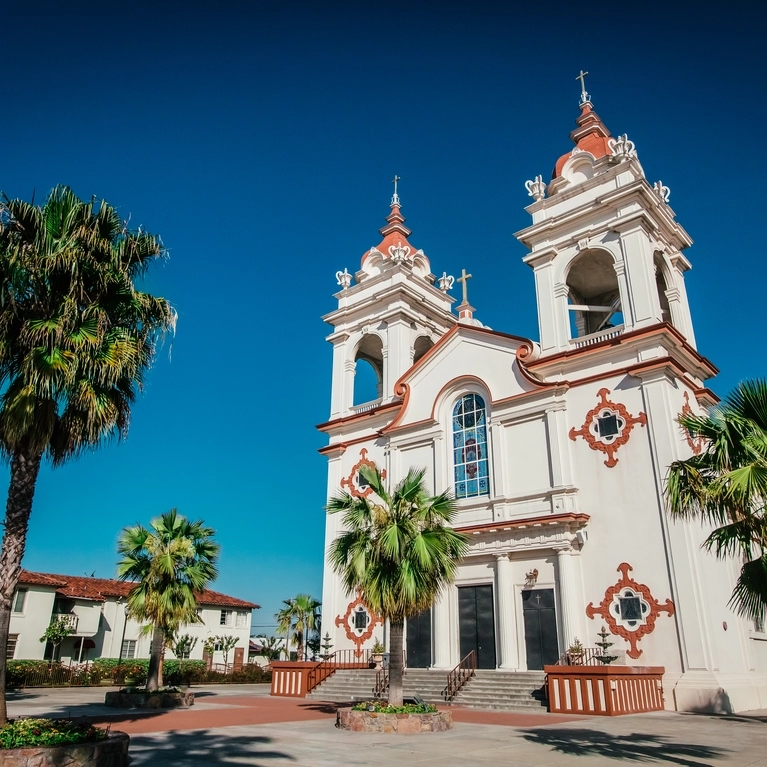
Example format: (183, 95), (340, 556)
(298, 701), (345, 714)
(520, 728), (727, 766)
(681, 711), (767, 725)
(128, 728), (294, 765)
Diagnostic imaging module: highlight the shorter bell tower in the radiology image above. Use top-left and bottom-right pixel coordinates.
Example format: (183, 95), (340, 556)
(324, 183), (456, 419)
(516, 80), (697, 357)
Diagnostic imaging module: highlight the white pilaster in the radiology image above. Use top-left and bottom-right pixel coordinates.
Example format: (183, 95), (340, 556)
(495, 553), (519, 669)
(555, 544), (579, 650)
(432, 588), (452, 669)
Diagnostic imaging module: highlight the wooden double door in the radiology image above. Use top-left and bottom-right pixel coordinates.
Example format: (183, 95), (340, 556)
(521, 588), (559, 670)
(406, 608), (432, 668)
(458, 585), (497, 669)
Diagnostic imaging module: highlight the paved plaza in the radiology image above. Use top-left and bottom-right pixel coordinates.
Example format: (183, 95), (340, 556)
(7, 685), (767, 766)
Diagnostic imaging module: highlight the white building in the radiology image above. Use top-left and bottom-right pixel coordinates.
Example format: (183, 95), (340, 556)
(319, 93), (767, 713)
(10, 570), (258, 666)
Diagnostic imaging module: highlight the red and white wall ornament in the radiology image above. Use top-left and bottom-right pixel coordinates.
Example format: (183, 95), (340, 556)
(680, 391), (704, 456)
(335, 590), (381, 658)
(340, 448), (386, 499)
(586, 562), (675, 659)
(569, 388), (647, 467)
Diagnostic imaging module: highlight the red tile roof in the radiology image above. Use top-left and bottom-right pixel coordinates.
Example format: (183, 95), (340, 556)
(18, 570), (260, 610)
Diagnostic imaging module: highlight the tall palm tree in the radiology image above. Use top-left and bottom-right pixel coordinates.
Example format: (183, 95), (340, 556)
(276, 594), (321, 661)
(0, 186), (174, 721)
(117, 509), (219, 690)
(328, 465), (469, 707)
(667, 379), (767, 623)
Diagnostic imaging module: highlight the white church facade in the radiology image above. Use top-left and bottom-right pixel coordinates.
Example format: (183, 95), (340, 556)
(318, 90), (767, 713)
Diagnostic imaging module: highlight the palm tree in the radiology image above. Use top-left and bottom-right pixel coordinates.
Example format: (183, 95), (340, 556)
(0, 186), (174, 721)
(117, 509), (219, 690)
(667, 379), (767, 624)
(275, 594), (321, 661)
(328, 465), (469, 707)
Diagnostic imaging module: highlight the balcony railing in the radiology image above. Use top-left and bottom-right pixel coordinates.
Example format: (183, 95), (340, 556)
(350, 399), (383, 415)
(51, 612), (78, 633)
(570, 325), (624, 349)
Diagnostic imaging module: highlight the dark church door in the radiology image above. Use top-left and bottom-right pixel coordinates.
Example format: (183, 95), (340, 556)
(522, 589), (559, 670)
(406, 608), (432, 668)
(458, 585), (496, 669)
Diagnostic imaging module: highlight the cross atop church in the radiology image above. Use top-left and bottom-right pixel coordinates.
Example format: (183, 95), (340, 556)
(576, 70), (591, 105)
(391, 175), (401, 206)
(457, 268), (472, 305)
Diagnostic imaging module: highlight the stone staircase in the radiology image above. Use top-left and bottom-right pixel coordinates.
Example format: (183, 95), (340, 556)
(305, 668), (548, 712)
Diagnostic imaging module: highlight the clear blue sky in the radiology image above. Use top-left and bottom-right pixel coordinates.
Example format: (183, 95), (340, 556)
(2, 1), (764, 633)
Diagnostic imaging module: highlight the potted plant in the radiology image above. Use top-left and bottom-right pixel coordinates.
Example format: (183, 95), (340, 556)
(370, 638), (386, 669)
(566, 637), (585, 665)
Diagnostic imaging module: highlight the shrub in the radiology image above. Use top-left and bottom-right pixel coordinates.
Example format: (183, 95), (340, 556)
(0, 718), (107, 749)
(91, 658), (149, 684)
(352, 701), (437, 714)
(163, 660), (207, 684)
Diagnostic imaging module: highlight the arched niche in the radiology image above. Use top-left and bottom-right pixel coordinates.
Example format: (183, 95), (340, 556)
(654, 253), (673, 325)
(412, 335), (434, 365)
(565, 249), (624, 338)
(353, 333), (384, 405)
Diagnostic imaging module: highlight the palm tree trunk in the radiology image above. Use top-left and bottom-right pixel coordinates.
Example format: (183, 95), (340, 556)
(388, 618), (405, 707)
(0, 449), (42, 724)
(146, 624), (165, 691)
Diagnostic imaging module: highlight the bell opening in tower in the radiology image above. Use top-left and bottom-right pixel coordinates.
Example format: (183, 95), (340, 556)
(566, 249), (624, 339)
(353, 334), (384, 406)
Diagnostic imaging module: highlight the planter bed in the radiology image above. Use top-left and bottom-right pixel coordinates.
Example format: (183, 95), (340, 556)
(336, 708), (452, 733)
(0, 730), (129, 766)
(104, 689), (194, 709)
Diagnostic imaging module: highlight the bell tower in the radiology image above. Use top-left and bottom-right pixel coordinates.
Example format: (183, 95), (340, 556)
(323, 182), (456, 419)
(516, 78), (696, 357)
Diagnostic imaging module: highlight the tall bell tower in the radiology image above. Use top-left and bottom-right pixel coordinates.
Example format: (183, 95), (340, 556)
(323, 182), (456, 418)
(516, 75), (697, 357)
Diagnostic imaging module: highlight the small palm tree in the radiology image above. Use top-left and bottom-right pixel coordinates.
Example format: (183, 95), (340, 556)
(0, 186), (174, 721)
(275, 594), (321, 661)
(328, 465), (469, 707)
(117, 509), (219, 690)
(667, 380), (767, 623)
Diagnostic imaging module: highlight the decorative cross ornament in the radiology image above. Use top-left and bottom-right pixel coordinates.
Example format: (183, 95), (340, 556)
(525, 175), (547, 202)
(340, 448), (387, 499)
(457, 268), (472, 304)
(335, 268), (352, 289)
(680, 392), (704, 455)
(438, 272), (455, 292)
(569, 388), (647, 467)
(576, 69), (591, 105)
(391, 174), (401, 206)
(586, 563), (675, 659)
(335, 589), (381, 658)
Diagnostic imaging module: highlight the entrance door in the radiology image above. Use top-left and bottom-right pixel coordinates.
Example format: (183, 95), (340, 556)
(458, 585), (496, 669)
(233, 646), (245, 669)
(522, 589), (559, 670)
(406, 608), (432, 668)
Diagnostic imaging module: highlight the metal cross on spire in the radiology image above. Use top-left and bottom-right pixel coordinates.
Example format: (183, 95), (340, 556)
(457, 268), (472, 305)
(576, 69), (591, 106)
(391, 175), (401, 206)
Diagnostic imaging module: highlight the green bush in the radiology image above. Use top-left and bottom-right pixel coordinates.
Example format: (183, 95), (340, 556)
(163, 660), (207, 684)
(0, 718), (107, 749)
(91, 658), (149, 684)
(352, 701), (437, 714)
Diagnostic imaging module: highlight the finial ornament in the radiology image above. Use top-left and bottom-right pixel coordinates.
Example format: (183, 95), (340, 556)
(653, 181), (671, 202)
(438, 272), (454, 292)
(335, 268), (352, 289)
(608, 134), (637, 160)
(456, 268), (472, 305)
(391, 175), (401, 207)
(388, 241), (411, 262)
(525, 175), (547, 202)
(576, 69), (591, 105)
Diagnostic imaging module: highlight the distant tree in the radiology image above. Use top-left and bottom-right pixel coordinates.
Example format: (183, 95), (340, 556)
(117, 509), (219, 691)
(275, 594), (321, 662)
(39, 616), (75, 662)
(259, 635), (283, 661)
(328, 465), (468, 707)
(0, 186), (174, 722)
(174, 633), (199, 659)
(667, 379), (767, 623)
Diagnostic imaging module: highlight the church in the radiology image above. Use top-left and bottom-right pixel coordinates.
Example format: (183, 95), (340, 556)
(317, 83), (767, 713)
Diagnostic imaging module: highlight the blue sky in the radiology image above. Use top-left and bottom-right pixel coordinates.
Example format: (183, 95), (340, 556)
(2, 1), (765, 633)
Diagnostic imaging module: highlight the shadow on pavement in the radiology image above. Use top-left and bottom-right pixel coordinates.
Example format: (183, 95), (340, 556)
(298, 701), (345, 714)
(520, 728), (728, 766)
(128, 728), (294, 765)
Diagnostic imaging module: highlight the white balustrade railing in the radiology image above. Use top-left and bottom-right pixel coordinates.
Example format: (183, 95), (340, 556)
(571, 325), (624, 349)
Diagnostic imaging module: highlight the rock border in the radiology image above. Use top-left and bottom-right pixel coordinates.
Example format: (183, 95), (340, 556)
(105, 689), (194, 709)
(0, 730), (129, 767)
(336, 707), (452, 733)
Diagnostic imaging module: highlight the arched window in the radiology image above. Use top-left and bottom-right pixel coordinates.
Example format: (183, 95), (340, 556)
(353, 334), (383, 405)
(452, 394), (489, 499)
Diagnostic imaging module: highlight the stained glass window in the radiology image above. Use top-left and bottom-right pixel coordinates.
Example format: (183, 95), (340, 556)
(452, 394), (489, 499)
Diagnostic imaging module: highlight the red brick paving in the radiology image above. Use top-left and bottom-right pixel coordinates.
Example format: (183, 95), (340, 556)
(90, 695), (579, 735)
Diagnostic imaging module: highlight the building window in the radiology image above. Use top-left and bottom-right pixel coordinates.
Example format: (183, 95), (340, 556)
(452, 394), (489, 499)
(220, 610), (233, 627)
(12, 589), (27, 614)
(121, 640), (136, 660)
(6, 635), (18, 660)
(235, 611), (248, 628)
